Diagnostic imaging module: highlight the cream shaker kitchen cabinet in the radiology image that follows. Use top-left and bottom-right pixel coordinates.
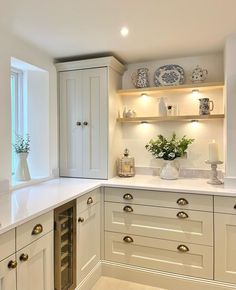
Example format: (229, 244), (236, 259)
(0, 229), (16, 290)
(59, 68), (107, 179)
(0, 254), (17, 290)
(16, 232), (53, 290)
(57, 57), (125, 179)
(215, 213), (236, 284)
(77, 192), (101, 284)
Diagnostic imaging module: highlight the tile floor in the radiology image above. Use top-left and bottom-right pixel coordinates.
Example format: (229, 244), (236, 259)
(92, 277), (165, 290)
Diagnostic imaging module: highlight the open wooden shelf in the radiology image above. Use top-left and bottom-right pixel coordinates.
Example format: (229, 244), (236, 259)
(117, 114), (225, 123)
(117, 82), (224, 96)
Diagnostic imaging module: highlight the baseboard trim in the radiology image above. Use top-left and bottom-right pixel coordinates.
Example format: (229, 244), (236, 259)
(101, 260), (236, 290)
(76, 262), (102, 290)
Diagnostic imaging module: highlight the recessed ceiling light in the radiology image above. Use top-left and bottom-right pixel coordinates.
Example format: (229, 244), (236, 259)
(120, 27), (129, 37)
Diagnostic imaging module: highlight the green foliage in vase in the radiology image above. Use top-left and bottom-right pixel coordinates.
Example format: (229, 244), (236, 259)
(13, 134), (30, 154)
(145, 133), (194, 160)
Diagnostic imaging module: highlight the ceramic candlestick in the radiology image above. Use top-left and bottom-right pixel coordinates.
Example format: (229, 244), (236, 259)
(205, 160), (223, 185)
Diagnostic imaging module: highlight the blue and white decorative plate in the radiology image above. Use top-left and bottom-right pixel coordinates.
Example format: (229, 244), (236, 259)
(154, 65), (185, 86)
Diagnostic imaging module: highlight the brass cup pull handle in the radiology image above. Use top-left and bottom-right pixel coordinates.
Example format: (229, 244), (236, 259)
(8, 260), (17, 269)
(32, 224), (43, 235)
(177, 198), (189, 206)
(123, 193), (133, 200)
(19, 253), (29, 262)
(177, 244), (189, 253)
(83, 121), (88, 126)
(78, 217), (84, 223)
(87, 197), (93, 205)
(177, 211), (189, 219)
(76, 121), (82, 126)
(123, 205), (133, 213)
(123, 236), (134, 243)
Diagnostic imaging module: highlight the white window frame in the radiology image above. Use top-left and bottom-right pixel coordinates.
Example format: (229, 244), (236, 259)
(11, 67), (26, 176)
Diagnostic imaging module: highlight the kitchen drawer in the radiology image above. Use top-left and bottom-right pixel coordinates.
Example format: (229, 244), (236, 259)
(105, 202), (213, 245)
(214, 196), (236, 215)
(105, 187), (213, 212)
(16, 211), (53, 250)
(105, 231), (213, 279)
(0, 229), (15, 261)
(77, 188), (101, 214)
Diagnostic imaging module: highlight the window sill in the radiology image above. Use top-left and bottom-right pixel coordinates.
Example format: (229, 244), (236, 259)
(11, 176), (54, 191)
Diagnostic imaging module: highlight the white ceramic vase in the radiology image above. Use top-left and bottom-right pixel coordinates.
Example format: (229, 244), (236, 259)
(15, 153), (31, 181)
(160, 160), (179, 180)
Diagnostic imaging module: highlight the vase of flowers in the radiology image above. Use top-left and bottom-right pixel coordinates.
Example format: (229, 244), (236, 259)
(145, 133), (194, 180)
(13, 135), (31, 181)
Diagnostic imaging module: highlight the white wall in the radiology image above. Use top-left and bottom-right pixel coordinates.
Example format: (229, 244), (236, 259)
(224, 34), (236, 186)
(0, 26), (57, 189)
(121, 53), (224, 170)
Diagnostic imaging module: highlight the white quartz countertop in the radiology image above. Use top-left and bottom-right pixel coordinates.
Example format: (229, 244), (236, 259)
(0, 175), (236, 235)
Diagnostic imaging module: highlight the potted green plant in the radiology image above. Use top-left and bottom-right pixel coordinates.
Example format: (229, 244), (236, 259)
(13, 134), (31, 181)
(145, 133), (194, 179)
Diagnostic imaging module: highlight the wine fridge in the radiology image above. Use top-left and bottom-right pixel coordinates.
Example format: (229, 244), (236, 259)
(54, 200), (76, 290)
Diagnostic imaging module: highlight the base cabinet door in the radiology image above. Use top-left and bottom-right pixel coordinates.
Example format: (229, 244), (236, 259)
(215, 213), (236, 283)
(16, 232), (53, 290)
(77, 203), (100, 283)
(0, 254), (17, 290)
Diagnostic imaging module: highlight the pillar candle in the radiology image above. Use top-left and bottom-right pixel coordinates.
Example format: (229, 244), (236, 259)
(209, 140), (219, 162)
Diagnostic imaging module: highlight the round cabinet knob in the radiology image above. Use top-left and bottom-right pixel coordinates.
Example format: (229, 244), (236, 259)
(8, 260), (17, 269)
(19, 253), (29, 262)
(177, 198), (189, 206)
(87, 197), (93, 205)
(32, 224), (43, 235)
(177, 244), (189, 253)
(123, 193), (133, 200)
(78, 217), (84, 223)
(176, 211), (189, 219)
(83, 121), (88, 126)
(123, 205), (133, 213)
(123, 236), (134, 243)
(76, 121), (82, 126)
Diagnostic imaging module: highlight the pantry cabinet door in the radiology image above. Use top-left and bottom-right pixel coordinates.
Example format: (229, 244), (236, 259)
(17, 232), (53, 290)
(59, 70), (83, 177)
(82, 68), (108, 179)
(0, 255), (16, 290)
(215, 213), (236, 284)
(77, 203), (101, 283)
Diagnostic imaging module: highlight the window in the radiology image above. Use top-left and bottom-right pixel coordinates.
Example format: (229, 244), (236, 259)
(11, 68), (27, 175)
(11, 57), (50, 182)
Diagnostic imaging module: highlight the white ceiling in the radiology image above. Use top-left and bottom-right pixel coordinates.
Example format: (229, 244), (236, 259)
(1, 0), (236, 63)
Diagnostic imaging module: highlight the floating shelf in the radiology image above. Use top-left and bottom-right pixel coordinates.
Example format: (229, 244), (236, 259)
(117, 82), (224, 96)
(117, 114), (225, 123)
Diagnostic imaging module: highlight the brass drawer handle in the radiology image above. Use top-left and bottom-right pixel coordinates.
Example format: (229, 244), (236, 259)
(8, 260), (17, 269)
(177, 244), (189, 253)
(177, 198), (189, 206)
(123, 205), (133, 213)
(123, 193), (133, 200)
(123, 236), (134, 243)
(176, 211), (189, 219)
(78, 217), (84, 223)
(19, 253), (29, 262)
(87, 197), (93, 205)
(32, 224), (43, 235)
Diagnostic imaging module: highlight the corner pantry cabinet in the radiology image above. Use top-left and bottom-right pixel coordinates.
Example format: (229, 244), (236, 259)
(56, 57), (125, 179)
